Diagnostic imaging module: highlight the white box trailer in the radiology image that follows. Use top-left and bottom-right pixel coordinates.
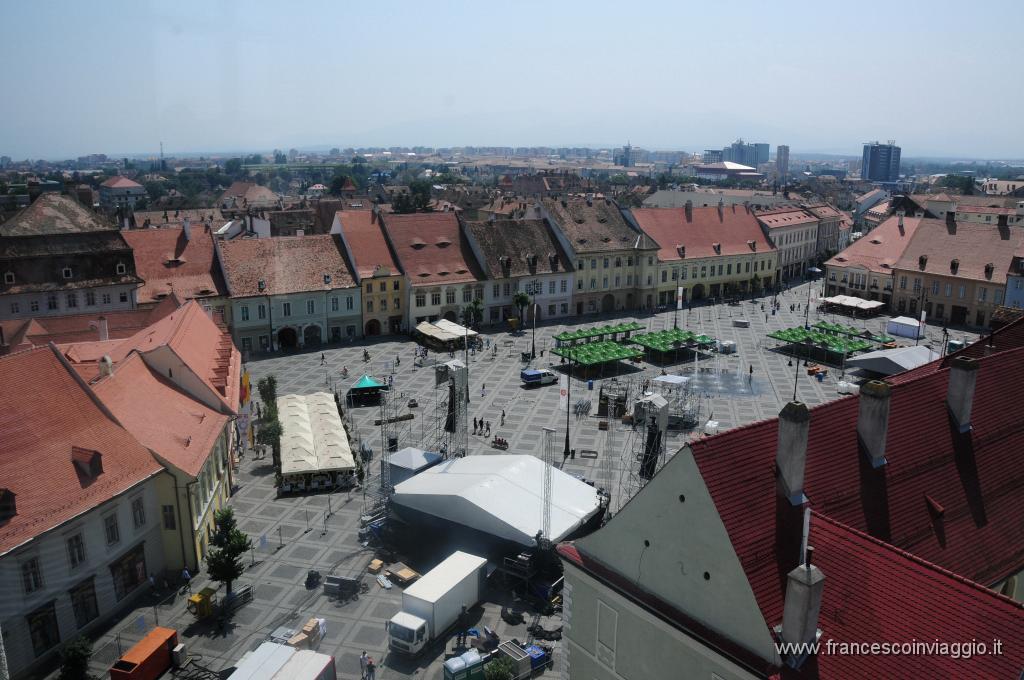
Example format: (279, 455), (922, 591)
(387, 551), (487, 655)
(274, 650), (337, 680)
(228, 643), (295, 680)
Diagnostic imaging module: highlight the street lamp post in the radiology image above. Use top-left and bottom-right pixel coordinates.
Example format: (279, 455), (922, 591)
(563, 357), (572, 459)
(530, 283), (538, 360)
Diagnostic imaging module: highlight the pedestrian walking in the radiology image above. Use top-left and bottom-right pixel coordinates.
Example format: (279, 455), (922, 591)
(365, 657), (376, 680)
(181, 567), (192, 594)
(360, 651), (368, 679)
(485, 421), (491, 436)
(473, 417), (479, 434)
(749, 364), (754, 383)
(501, 409), (506, 426)
(320, 353), (326, 366)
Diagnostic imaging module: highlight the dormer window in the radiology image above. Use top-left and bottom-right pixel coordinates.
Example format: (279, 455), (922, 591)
(257, 279), (266, 291)
(984, 263), (994, 279)
(62, 267), (73, 279)
(950, 259), (959, 275)
(72, 446), (103, 479)
(918, 255), (928, 270)
(0, 488), (15, 521)
(116, 262), (127, 275)
(3, 272), (13, 284)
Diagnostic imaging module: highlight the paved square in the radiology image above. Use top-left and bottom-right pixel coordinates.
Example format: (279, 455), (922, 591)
(78, 284), (978, 680)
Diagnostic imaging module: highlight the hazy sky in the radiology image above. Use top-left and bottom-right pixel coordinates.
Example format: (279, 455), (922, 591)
(2, 0), (1022, 160)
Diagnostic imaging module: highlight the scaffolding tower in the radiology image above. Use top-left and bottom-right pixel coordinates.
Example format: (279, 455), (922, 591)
(360, 385), (413, 520)
(424, 359), (469, 460)
(617, 396), (668, 513)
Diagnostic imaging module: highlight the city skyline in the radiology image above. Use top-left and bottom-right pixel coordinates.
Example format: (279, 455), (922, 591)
(2, 1), (1024, 159)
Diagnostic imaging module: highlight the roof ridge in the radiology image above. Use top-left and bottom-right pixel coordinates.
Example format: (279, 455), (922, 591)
(811, 511), (1024, 609)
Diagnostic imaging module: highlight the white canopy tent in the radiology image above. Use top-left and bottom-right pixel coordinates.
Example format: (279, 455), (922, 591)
(846, 345), (939, 376)
(277, 392), (355, 490)
(822, 294), (885, 312)
(391, 455), (602, 546)
(433, 318), (479, 338)
(414, 321), (462, 344)
(887, 316), (924, 339)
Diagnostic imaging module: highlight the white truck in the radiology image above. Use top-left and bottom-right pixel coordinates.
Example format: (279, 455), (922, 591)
(387, 551), (488, 655)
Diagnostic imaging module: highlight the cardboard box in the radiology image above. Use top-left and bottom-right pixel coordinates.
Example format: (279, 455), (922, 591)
(288, 633), (309, 649)
(368, 559), (384, 574)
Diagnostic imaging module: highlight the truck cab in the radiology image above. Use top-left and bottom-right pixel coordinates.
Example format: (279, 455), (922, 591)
(387, 612), (428, 655)
(520, 368), (557, 387)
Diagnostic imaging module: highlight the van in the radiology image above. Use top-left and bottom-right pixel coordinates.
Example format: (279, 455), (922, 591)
(520, 368), (557, 387)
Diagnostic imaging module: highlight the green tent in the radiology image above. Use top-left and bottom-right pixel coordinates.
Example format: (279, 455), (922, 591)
(352, 374), (385, 390)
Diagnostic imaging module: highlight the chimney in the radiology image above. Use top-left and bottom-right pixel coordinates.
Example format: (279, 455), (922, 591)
(99, 355), (113, 377)
(97, 316), (109, 342)
(684, 200), (693, 222)
(856, 380), (891, 467)
(776, 401), (811, 505)
(780, 545), (825, 666)
(946, 357), (978, 433)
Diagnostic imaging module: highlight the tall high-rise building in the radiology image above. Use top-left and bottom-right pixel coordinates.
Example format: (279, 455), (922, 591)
(776, 145), (790, 179)
(721, 139), (770, 167)
(861, 141), (901, 182)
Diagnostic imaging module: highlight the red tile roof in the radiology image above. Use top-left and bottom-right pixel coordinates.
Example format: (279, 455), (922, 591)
(542, 197), (654, 255)
(92, 352), (228, 478)
(692, 345), (1024, 591)
(333, 211), (399, 279)
(892, 219), (1024, 285)
(0, 346), (162, 554)
(217, 235), (357, 297)
(562, 320), (1024, 678)
(123, 226), (227, 303)
(381, 212), (484, 287)
(825, 215), (922, 274)
(0, 296), (180, 354)
(0, 193), (114, 236)
(62, 301), (241, 413)
(464, 219), (572, 278)
(755, 207), (819, 229)
(955, 205), (1016, 215)
(631, 206), (774, 261)
(101, 176), (143, 189)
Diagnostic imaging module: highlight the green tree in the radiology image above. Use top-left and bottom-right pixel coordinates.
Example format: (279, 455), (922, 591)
(391, 192), (416, 214)
(274, 151), (287, 165)
(245, 154), (263, 165)
(225, 158), (242, 175)
(512, 291), (530, 323)
(484, 656), (516, 680)
(58, 636), (93, 680)
(206, 508), (252, 596)
(463, 298), (484, 328)
(256, 376), (278, 406)
(408, 179), (433, 211)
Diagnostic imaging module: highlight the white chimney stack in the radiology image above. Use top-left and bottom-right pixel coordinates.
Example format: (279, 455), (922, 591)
(946, 357), (979, 433)
(780, 545), (825, 667)
(857, 380), (891, 467)
(776, 401), (811, 505)
(97, 316), (109, 342)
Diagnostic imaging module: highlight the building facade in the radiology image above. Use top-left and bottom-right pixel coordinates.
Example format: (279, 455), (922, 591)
(890, 218), (1024, 328)
(805, 203), (843, 256)
(0, 194), (142, 321)
(541, 197), (658, 315)
(381, 212), (486, 327)
(332, 210), (406, 336)
(755, 207), (820, 281)
(217, 235), (362, 353)
(98, 176), (146, 210)
(0, 347), (166, 679)
(824, 214), (923, 304)
(775, 144), (789, 180)
(463, 218), (575, 323)
(861, 141), (901, 182)
(628, 202), (776, 304)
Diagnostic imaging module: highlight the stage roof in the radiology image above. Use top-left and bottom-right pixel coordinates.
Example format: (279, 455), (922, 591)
(391, 454), (602, 546)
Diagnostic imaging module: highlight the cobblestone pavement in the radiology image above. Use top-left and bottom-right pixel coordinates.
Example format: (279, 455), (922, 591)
(81, 283), (978, 680)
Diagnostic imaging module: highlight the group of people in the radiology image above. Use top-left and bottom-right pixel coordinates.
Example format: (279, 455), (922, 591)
(359, 651), (376, 679)
(473, 417), (491, 436)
